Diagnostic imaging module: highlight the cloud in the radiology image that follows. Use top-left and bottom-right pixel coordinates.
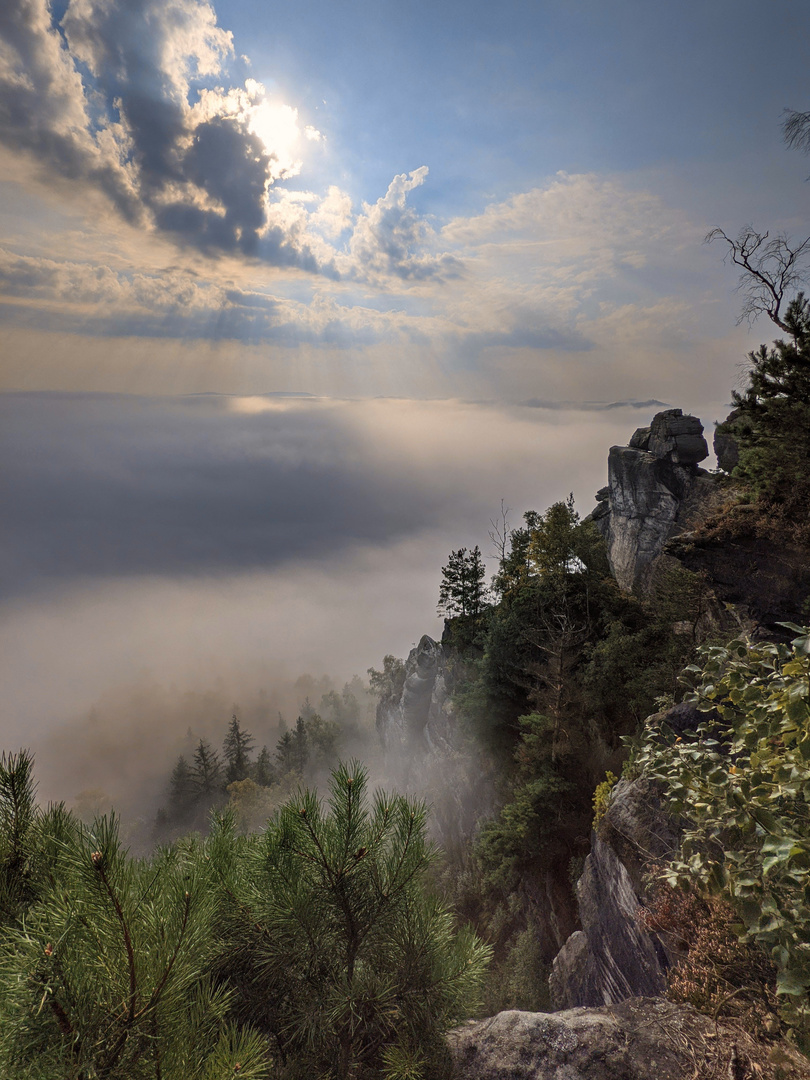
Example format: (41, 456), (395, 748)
(0, 0), (335, 267)
(345, 167), (462, 283)
(1, 391), (679, 598)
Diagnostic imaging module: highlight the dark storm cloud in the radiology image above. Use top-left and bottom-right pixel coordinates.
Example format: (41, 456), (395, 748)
(0, 0), (330, 268)
(0, 392), (459, 596)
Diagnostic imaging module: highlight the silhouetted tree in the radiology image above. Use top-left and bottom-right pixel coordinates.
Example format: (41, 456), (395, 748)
(191, 739), (222, 799)
(223, 715), (255, 784)
(438, 545), (489, 617)
(254, 746), (275, 787)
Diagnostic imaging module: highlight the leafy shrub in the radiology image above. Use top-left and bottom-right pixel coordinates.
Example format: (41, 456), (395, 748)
(637, 625), (810, 1041)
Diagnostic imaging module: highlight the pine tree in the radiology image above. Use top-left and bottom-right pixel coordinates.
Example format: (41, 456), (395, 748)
(218, 762), (490, 1079)
(723, 293), (810, 522)
(223, 715), (255, 784)
(438, 545), (489, 617)
(168, 754), (196, 819)
(0, 776), (270, 1079)
(191, 739), (222, 800)
(254, 746), (275, 787)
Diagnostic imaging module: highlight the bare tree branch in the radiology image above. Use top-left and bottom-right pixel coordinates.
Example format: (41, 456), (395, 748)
(782, 108), (810, 155)
(705, 226), (810, 334)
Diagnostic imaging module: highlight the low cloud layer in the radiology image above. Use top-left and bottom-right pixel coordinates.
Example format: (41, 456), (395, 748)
(1, 391), (729, 811)
(4, 391), (679, 595)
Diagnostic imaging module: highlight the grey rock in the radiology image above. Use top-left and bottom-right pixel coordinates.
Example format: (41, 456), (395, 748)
(549, 779), (679, 1010)
(594, 486), (610, 502)
(448, 998), (810, 1080)
(591, 409), (714, 593)
(628, 426), (651, 450)
(377, 635), (444, 753)
(713, 408), (742, 473)
(648, 408), (708, 465)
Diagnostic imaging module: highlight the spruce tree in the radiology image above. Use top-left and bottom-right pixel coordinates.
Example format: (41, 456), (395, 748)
(254, 746), (275, 787)
(191, 739), (222, 800)
(168, 755), (196, 819)
(223, 716), (255, 784)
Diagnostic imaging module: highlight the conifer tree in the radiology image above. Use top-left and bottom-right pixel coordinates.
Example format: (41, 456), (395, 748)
(254, 746), (275, 787)
(438, 545), (489, 617)
(191, 739), (222, 800)
(223, 715), (255, 784)
(0, 771), (270, 1079)
(218, 762), (490, 1079)
(722, 294), (810, 521)
(168, 755), (196, 818)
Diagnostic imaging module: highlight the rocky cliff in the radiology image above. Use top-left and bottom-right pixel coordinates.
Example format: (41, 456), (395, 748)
(548, 772), (680, 1010)
(590, 408), (716, 594)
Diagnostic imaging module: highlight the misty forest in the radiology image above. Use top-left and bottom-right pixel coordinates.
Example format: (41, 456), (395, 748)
(4, 1), (810, 1078)
(5, 225), (810, 1076)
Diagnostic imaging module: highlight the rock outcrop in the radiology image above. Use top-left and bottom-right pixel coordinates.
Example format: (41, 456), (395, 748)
(549, 776), (678, 1010)
(590, 408), (715, 593)
(376, 634), (455, 755)
(448, 998), (810, 1080)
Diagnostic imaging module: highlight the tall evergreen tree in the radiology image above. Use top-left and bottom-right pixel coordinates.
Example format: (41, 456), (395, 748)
(254, 746), (275, 787)
(438, 545), (489, 617)
(191, 739), (222, 799)
(222, 715), (255, 784)
(722, 294), (810, 522)
(168, 754), (196, 820)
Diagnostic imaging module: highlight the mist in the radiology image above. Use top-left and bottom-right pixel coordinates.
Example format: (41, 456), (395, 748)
(1, 390), (725, 823)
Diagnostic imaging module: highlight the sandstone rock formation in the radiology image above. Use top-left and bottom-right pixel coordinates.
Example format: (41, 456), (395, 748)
(549, 776), (678, 1010)
(375, 634), (454, 756)
(590, 408), (715, 593)
(448, 998), (810, 1080)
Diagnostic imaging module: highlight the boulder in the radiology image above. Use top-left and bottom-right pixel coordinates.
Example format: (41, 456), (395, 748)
(448, 998), (810, 1080)
(713, 408), (742, 473)
(647, 408), (708, 465)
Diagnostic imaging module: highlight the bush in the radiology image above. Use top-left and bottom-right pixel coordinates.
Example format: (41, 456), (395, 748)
(215, 761), (490, 1080)
(637, 626), (810, 1041)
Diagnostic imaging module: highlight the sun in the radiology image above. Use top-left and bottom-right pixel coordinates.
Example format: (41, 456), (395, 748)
(248, 99), (304, 179)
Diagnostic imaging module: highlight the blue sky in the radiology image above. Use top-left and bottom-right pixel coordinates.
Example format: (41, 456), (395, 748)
(1, 0), (808, 402)
(1, 0), (808, 804)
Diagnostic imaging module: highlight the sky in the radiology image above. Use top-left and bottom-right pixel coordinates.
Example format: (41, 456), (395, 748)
(1, 0), (808, 808)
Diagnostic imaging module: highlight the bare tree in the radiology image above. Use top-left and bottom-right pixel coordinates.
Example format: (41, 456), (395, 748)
(782, 108), (810, 155)
(488, 499), (512, 563)
(705, 226), (810, 334)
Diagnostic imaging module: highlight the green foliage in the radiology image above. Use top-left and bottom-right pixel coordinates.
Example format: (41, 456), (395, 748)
(0, 758), (487, 1079)
(475, 713), (582, 890)
(219, 762), (490, 1080)
(724, 294), (810, 527)
(438, 546), (489, 618)
(592, 771), (618, 830)
(367, 655), (406, 710)
(223, 715), (255, 784)
(192, 738), (223, 799)
(637, 626), (810, 1038)
(0, 798), (270, 1078)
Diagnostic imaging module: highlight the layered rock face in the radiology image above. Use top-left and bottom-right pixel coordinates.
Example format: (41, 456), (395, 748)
(549, 775), (678, 1010)
(375, 634), (454, 756)
(591, 409), (713, 593)
(448, 998), (810, 1080)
